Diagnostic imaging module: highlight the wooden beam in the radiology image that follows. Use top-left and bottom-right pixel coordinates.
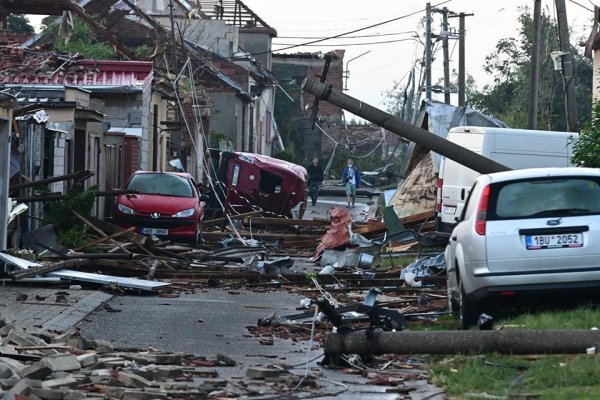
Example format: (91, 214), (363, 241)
(203, 210), (263, 226)
(72, 210), (131, 254)
(72, 226), (136, 251)
(66, 2), (135, 60)
(245, 217), (329, 227)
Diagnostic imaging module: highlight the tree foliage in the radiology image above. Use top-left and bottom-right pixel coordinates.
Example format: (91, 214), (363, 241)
(572, 101), (600, 167)
(43, 17), (116, 59)
(470, 7), (592, 130)
(7, 14), (34, 34)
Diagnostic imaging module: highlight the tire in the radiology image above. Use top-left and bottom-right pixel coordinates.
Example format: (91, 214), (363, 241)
(458, 279), (479, 330)
(448, 277), (459, 313)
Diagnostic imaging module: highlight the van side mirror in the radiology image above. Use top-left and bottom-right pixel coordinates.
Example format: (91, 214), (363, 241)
(461, 188), (466, 200)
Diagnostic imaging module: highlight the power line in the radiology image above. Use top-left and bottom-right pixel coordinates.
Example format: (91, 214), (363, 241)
(251, 0), (451, 55)
(273, 38), (420, 47)
(568, 0), (594, 12)
(276, 31), (418, 39)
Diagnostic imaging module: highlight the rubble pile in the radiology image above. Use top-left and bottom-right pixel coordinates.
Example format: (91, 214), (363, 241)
(0, 316), (340, 399)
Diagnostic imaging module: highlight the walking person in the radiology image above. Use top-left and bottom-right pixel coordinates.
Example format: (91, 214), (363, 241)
(306, 157), (324, 206)
(342, 158), (361, 208)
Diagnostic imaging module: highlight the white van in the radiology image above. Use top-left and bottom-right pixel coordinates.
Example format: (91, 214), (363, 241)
(436, 126), (578, 232)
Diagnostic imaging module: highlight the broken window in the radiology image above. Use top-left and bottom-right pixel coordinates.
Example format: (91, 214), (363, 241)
(259, 170), (282, 194)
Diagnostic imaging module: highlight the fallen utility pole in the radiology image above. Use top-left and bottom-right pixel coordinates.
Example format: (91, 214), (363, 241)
(324, 330), (600, 355)
(302, 78), (510, 174)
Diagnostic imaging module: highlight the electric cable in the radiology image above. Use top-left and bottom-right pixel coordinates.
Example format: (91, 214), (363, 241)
(251, 0), (451, 56)
(277, 30), (419, 39)
(273, 37), (421, 47)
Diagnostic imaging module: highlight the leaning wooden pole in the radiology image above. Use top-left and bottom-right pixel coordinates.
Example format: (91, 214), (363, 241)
(302, 78), (510, 175)
(324, 330), (600, 355)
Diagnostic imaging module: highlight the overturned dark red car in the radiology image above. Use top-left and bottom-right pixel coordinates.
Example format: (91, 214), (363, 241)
(210, 151), (307, 218)
(113, 171), (207, 245)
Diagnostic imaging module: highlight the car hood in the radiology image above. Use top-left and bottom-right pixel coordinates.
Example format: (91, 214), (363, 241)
(118, 194), (198, 214)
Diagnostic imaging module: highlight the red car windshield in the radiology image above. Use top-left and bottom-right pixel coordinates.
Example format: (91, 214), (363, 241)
(127, 173), (194, 197)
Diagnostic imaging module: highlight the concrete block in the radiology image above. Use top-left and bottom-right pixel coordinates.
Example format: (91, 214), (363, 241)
(5, 330), (37, 347)
(0, 362), (15, 379)
(61, 389), (87, 400)
(32, 388), (65, 400)
(3, 379), (32, 400)
(153, 365), (184, 380)
(94, 340), (115, 353)
(122, 390), (168, 400)
(117, 371), (159, 388)
(44, 354), (81, 372)
(41, 375), (78, 389)
(216, 353), (236, 367)
(89, 368), (112, 384)
(0, 324), (16, 336)
(0, 356), (24, 372)
(132, 352), (184, 365)
(76, 352), (98, 368)
(98, 357), (128, 368)
(0, 378), (21, 390)
(19, 360), (52, 380)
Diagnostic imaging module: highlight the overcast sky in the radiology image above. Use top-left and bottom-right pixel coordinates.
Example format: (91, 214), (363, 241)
(27, 0), (597, 119)
(246, 0), (596, 117)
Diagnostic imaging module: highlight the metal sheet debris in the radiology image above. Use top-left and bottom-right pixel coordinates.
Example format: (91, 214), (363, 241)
(0, 252), (45, 269)
(48, 269), (171, 291)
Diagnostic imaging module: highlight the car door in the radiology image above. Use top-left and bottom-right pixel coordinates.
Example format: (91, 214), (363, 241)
(447, 180), (483, 298)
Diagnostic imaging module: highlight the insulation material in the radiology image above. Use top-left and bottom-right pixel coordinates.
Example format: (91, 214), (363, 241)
(390, 153), (436, 219)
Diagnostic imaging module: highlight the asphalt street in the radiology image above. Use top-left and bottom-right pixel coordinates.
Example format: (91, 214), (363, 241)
(77, 289), (443, 400)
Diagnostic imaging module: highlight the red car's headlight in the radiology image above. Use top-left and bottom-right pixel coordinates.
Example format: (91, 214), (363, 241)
(172, 208), (195, 218)
(118, 204), (135, 214)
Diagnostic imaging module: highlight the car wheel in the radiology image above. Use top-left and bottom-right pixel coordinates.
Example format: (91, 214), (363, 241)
(448, 277), (459, 313)
(458, 279), (479, 330)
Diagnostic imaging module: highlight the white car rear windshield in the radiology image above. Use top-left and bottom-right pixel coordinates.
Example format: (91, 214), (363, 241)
(127, 174), (194, 197)
(491, 177), (600, 219)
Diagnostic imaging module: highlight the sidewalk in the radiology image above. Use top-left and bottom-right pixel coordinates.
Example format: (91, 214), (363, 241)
(0, 285), (112, 332)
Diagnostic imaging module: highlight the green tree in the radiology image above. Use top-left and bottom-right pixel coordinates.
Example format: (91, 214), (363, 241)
(43, 17), (116, 59)
(572, 101), (600, 167)
(7, 14), (34, 34)
(470, 7), (592, 130)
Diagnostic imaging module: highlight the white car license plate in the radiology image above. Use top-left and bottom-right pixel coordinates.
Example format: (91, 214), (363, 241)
(443, 205), (456, 214)
(525, 233), (583, 250)
(141, 228), (168, 235)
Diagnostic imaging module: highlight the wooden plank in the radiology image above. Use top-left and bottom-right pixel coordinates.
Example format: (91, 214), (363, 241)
(245, 217), (329, 227)
(72, 211), (131, 254)
(204, 210), (263, 226)
(400, 210), (435, 225)
(73, 226), (136, 251)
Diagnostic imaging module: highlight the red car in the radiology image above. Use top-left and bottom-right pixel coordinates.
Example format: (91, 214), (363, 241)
(113, 171), (207, 245)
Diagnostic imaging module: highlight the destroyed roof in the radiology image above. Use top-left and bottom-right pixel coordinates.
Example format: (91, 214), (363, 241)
(0, 51), (153, 89)
(273, 50), (345, 60)
(401, 99), (507, 176)
(196, 0), (276, 35)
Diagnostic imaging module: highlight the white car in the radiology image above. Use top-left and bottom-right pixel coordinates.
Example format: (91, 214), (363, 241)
(445, 167), (600, 328)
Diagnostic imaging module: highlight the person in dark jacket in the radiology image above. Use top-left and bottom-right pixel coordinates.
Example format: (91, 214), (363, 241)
(342, 158), (361, 208)
(306, 157), (324, 206)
